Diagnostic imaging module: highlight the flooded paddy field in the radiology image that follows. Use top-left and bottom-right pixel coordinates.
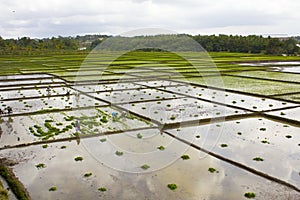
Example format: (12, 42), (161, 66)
(0, 52), (299, 199)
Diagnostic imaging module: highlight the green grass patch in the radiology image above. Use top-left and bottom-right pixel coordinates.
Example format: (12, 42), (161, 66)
(0, 180), (8, 200)
(0, 165), (30, 200)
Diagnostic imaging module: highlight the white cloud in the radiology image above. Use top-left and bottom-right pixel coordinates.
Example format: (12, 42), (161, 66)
(0, 0), (299, 38)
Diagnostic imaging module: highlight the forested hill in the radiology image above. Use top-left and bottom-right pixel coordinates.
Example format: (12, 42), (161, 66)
(0, 34), (299, 55)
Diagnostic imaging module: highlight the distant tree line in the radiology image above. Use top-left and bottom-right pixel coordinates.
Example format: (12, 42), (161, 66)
(0, 36), (78, 55)
(0, 34), (299, 55)
(192, 34), (299, 55)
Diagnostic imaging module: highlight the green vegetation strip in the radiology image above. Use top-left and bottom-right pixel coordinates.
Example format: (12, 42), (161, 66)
(0, 180), (8, 200)
(0, 165), (31, 200)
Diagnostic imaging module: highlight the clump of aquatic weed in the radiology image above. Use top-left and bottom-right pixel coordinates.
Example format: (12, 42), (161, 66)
(253, 157), (264, 162)
(74, 156), (83, 161)
(170, 116), (176, 120)
(49, 186), (57, 192)
(220, 144), (228, 148)
(141, 164), (150, 170)
(98, 187), (107, 192)
(137, 133), (143, 139)
(35, 163), (46, 169)
(167, 183), (177, 190)
(100, 116), (108, 123)
(84, 172), (92, 177)
(244, 192), (256, 198)
(157, 146), (165, 150)
(115, 151), (123, 156)
(208, 167), (219, 173)
(181, 155), (190, 160)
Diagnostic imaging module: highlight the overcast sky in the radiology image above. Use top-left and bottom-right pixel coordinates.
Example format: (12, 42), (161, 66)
(0, 0), (299, 38)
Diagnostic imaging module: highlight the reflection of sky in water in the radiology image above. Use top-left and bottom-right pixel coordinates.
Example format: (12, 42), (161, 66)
(239, 61), (300, 66)
(170, 117), (300, 188)
(2, 131), (298, 200)
(2, 133), (299, 200)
